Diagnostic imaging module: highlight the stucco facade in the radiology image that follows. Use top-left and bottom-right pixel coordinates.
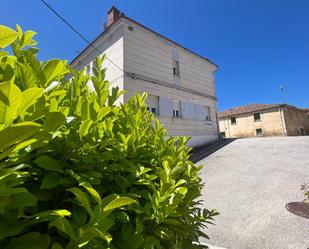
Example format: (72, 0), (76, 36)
(219, 105), (309, 138)
(71, 7), (219, 147)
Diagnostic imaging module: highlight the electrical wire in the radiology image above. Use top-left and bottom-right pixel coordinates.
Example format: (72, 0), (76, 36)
(39, 0), (125, 74)
(38, 0), (213, 99)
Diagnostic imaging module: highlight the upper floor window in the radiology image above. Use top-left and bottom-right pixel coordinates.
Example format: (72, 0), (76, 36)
(173, 100), (181, 118)
(231, 117), (237, 125)
(254, 113), (261, 121)
(205, 106), (211, 121)
(173, 60), (180, 77)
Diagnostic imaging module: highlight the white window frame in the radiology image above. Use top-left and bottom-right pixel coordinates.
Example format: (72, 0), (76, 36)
(147, 95), (159, 115)
(205, 106), (211, 121)
(172, 100), (181, 118)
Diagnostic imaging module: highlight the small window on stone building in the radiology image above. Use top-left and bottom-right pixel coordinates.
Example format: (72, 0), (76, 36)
(173, 100), (181, 118)
(220, 132), (226, 139)
(256, 128), (263, 136)
(205, 106), (211, 121)
(173, 60), (180, 77)
(254, 113), (261, 121)
(231, 117), (236, 125)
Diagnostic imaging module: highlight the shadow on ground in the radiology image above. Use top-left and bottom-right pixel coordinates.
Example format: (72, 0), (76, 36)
(190, 139), (237, 163)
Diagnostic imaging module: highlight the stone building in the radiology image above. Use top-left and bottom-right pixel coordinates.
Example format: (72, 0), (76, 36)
(71, 6), (219, 147)
(219, 104), (309, 138)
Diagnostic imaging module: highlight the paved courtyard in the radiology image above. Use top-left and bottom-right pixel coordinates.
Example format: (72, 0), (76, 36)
(199, 136), (309, 249)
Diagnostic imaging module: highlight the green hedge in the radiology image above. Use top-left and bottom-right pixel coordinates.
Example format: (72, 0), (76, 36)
(0, 24), (218, 249)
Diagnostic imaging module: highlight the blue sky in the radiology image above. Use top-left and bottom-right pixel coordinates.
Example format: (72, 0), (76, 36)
(1, 0), (308, 111)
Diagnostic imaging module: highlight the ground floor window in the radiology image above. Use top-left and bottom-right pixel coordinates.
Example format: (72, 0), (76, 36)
(205, 106), (211, 121)
(220, 132), (226, 139)
(147, 95), (159, 115)
(256, 128), (263, 136)
(173, 100), (181, 118)
(147, 107), (157, 114)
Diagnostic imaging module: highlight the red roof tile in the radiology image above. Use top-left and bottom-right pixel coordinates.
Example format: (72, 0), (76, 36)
(219, 103), (281, 118)
(219, 103), (308, 118)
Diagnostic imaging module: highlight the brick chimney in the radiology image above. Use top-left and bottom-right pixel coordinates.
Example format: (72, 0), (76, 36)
(107, 6), (121, 27)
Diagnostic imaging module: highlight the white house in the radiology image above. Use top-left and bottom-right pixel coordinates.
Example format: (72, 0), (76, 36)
(71, 6), (219, 147)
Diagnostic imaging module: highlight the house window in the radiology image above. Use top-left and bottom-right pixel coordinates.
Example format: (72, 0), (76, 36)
(147, 107), (157, 114)
(254, 113), (261, 122)
(173, 100), (181, 118)
(256, 128), (263, 136)
(147, 95), (159, 115)
(173, 60), (180, 77)
(205, 106), (211, 121)
(220, 132), (226, 139)
(231, 117), (236, 125)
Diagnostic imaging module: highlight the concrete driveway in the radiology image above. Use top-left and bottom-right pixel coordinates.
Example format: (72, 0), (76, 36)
(199, 137), (309, 249)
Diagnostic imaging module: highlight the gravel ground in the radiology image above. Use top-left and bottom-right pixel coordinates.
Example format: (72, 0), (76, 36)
(199, 136), (309, 249)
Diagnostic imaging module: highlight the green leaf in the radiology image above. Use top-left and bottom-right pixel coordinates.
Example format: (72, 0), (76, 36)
(161, 218), (181, 226)
(135, 216), (143, 234)
(5, 232), (50, 249)
(34, 155), (63, 172)
(79, 120), (93, 137)
(42, 60), (66, 87)
(81, 99), (89, 121)
(28, 209), (71, 224)
(18, 88), (43, 115)
(19, 30), (37, 48)
(121, 223), (133, 240)
(0, 81), (22, 123)
(49, 217), (76, 241)
(0, 25), (18, 48)
(40, 173), (61, 189)
(51, 243), (63, 249)
(44, 112), (66, 132)
(0, 215), (27, 240)
(10, 192), (37, 208)
(175, 186), (188, 196)
(16, 62), (39, 89)
(78, 227), (112, 247)
(49, 98), (58, 111)
(67, 187), (92, 215)
(80, 182), (101, 204)
(96, 216), (114, 232)
(0, 121), (41, 150)
(11, 138), (38, 152)
(103, 197), (135, 212)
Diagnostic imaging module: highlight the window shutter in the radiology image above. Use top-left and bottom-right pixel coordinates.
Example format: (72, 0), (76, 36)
(147, 95), (158, 109)
(181, 101), (196, 120)
(196, 105), (206, 121)
(159, 96), (173, 117)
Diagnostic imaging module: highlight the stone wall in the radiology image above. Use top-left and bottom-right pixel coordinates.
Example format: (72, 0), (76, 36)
(284, 107), (309, 135)
(219, 108), (285, 138)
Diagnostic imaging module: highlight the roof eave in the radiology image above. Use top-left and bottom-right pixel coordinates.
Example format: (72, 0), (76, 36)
(70, 15), (218, 69)
(219, 104), (307, 119)
(70, 15), (124, 65)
